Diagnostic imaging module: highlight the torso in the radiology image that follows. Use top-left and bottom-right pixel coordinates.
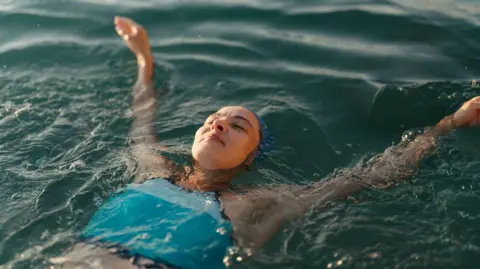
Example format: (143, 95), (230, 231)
(81, 178), (234, 269)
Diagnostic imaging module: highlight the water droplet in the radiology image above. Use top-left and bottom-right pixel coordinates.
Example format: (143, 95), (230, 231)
(216, 227), (227, 235)
(41, 229), (50, 240)
(69, 160), (86, 170)
(236, 256), (243, 262)
(223, 256), (230, 266)
(228, 247), (238, 255)
(367, 252), (382, 259)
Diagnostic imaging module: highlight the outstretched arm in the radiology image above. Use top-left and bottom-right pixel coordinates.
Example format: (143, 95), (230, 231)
(226, 96), (480, 252)
(296, 96), (480, 206)
(115, 16), (155, 145)
(342, 96), (480, 190)
(114, 17), (178, 181)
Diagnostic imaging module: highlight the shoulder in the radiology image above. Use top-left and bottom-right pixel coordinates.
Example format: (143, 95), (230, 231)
(133, 170), (183, 184)
(219, 186), (292, 219)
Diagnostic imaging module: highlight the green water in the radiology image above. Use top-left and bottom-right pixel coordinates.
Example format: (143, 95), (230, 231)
(1, 0), (480, 268)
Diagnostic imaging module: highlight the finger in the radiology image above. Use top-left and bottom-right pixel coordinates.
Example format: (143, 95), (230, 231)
(115, 26), (125, 36)
(470, 112), (480, 126)
(462, 99), (479, 110)
(114, 16), (133, 27)
(468, 102), (480, 111)
(467, 96), (480, 105)
(114, 16), (137, 36)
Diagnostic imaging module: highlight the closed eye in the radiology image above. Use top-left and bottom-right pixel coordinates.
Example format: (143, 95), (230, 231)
(206, 118), (215, 125)
(232, 123), (246, 131)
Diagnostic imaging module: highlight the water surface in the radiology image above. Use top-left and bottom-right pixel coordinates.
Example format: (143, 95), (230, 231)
(1, 0), (480, 268)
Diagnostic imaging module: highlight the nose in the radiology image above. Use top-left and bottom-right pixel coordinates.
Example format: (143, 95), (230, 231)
(211, 118), (227, 132)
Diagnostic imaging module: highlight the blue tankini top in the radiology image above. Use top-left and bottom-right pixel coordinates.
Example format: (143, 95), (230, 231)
(81, 178), (234, 269)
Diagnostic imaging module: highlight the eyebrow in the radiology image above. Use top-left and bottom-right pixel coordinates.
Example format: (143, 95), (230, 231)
(212, 113), (254, 129)
(233, 115), (254, 129)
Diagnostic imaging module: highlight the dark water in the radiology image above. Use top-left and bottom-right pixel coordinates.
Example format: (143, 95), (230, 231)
(2, 0), (480, 268)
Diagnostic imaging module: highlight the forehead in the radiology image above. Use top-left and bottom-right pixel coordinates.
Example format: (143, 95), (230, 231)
(214, 106), (260, 130)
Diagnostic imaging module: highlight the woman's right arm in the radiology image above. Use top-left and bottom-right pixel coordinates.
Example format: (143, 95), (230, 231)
(114, 17), (179, 181)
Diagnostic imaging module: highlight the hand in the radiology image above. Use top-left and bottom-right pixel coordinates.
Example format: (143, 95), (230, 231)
(453, 96), (480, 127)
(114, 16), (151, 61)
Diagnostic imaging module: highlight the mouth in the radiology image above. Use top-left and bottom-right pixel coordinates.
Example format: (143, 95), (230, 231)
(205, 133), (225, 146)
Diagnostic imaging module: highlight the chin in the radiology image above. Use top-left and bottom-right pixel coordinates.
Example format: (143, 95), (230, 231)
(192, 144), (244, 170)
(192, 149), (220, 170)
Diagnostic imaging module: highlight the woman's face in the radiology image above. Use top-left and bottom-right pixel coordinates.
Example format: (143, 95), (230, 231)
(191, 106), (261, 170)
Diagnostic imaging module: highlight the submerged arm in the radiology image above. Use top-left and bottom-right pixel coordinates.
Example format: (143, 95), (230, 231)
(297, 95), (480, 203)
(227, 96), (480, 253)
(339, 114), (454, 189)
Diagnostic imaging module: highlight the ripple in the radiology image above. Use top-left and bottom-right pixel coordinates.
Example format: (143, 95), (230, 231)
(0, 8), (101, 36)
(77, 0), (289, 10)
(151, 37), (266, 58)
(393, 0), (480, 27)
(159, 52), (274, 71)
(0, 7), (100, 21)
(277, 60), (370, 80)
(0, 35), (116, 55)
(250, 26), (446, 59)
(286, 3), (408, 16)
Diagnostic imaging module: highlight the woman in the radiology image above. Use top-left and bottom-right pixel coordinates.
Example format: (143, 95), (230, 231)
(51, 17), (480, 269)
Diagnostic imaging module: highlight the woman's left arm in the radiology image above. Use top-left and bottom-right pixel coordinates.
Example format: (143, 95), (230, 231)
(225, 96), (480, 254)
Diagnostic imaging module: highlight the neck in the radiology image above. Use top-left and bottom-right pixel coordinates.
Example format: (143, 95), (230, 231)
(178, 161), (244, 192)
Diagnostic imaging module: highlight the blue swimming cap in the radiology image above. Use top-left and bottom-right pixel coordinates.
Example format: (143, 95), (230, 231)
(246, 108), (274, 160)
